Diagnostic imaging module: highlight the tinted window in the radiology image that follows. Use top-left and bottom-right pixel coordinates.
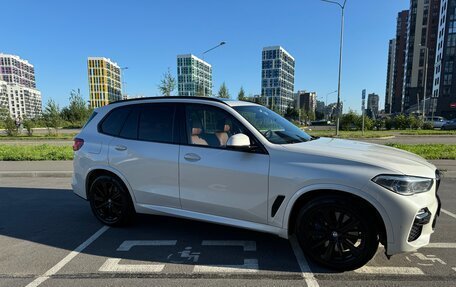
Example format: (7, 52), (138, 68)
(119, 107), (139, 139)
(138, 104), (175, 143)
(100, 107), (131, 136)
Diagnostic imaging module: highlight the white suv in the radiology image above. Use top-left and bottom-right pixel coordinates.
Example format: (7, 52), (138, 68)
(72, 97), (441, 270)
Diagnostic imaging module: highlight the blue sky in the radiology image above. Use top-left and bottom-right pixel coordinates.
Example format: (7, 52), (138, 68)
(2, 0), (408, 113)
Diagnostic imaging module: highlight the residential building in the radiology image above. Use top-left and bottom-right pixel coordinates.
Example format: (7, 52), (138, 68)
(0, 54), (41, 118)
(295, 90), (317, 114)
(0, 80), (41, 119)
(87, 57), (122, 108)
(385, 38), (396, 114)
(392, 10), (409, 113)
(367, 93), (380, 119)
(432, 0), (456, 118)
(261, 46), (295, 114)
(177, 54), (212, 97)
(402, 0), (440, 113)
(0, 53), (36, 89)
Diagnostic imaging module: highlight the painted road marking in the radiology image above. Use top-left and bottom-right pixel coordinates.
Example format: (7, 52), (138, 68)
(411, 253), (446, 265)
(99, 240), (177, 273)
(442, 209), (456, 220)
(354, 266), (425, 275)
(453, 267), (456, 272)
(117, 240), (177, 251)
(25, 225), (110, 287)
(194, 259), (259, 273)
(289, 235), (319, 287)
(99, 258), (164, 273)
(201, 240), (256, 251)
(427, 242), (456, 248)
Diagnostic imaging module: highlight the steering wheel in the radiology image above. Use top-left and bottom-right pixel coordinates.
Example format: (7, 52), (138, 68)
(263, 129), (273, 139)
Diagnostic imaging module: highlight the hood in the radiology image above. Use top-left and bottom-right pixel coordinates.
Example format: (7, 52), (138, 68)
(281, 137), (436, 178)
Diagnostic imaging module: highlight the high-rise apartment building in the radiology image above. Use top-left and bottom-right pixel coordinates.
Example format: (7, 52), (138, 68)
(0, 53), (36, 89)
(402, 0), (440, 113)
(177, 54), (212, 97)
(0, 54), (41, 119)
(87, 57), (122, 108)
(367, 93), (380, 119)
(385, 39), (396, 114)
(432, 0), (456, 118)
(261, 46), (295, 114)
(392, 10), (409, 113)
(295, 90), (317, 114)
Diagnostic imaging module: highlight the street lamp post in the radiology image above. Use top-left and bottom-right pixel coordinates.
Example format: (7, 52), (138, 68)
(420, 46), (429, 119)
(121, 67), (129, 99)
(201, 41), (226, 96)
(321, 0), (347, 136)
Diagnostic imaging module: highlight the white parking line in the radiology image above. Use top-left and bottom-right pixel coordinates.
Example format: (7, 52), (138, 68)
(25, 225), (109, 287)
(289, 235), (319, 287)
(201, 240), (256, 251)
(426, 242), (456, 248)
(442, 209), (456, 220)
(99, 258), (165, 273)
(193, 259), (259, 273)
(117, 240), (177, 251)
(354, 266), (424, 275)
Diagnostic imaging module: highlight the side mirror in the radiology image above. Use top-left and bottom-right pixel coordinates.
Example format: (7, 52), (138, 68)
(226, 133), (251, 150)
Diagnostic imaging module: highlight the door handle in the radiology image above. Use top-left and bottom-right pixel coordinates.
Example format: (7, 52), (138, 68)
(184, 153), (201, 162)
(115, 145), (127, 151)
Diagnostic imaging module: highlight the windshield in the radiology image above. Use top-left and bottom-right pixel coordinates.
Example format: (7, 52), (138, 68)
(234, 105), (313, 144)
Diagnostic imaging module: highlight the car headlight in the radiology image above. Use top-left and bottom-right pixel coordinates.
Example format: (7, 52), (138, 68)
(372, 175), (433, 195)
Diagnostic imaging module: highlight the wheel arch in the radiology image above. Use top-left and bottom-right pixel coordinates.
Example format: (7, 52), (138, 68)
(283, 185), (392, 247)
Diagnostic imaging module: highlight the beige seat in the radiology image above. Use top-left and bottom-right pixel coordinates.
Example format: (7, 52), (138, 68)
(191, 121), (208, 146)
(215, 122), (231, 147)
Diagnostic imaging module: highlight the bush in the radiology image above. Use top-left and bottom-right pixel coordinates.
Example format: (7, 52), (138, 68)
(4, 117), (18, 136)
(23, 118), (36, 136)
(385, 117), (394, 130)
(373, 119), (385, 131)
(340, 111), (359, 131)
(422, 122), (434, 130)
(394, 114), (408, 130)
(408, 115), (423, 129)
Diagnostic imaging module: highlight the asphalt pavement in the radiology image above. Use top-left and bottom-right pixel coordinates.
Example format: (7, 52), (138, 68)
(1, 177), (455, 287)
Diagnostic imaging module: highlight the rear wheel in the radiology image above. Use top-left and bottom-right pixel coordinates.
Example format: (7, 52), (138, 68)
(88, 175), (135, 226)
(295, 195), (379, 271)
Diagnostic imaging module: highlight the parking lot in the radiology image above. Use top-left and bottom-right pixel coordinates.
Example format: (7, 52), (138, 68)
(1, 177), (455, 287)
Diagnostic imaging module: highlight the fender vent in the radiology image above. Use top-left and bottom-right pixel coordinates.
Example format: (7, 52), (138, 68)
(271, 195), (285, 217)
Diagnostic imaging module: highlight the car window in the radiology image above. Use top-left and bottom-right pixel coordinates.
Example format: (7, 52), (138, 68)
(119, 107), (140, 139)
(100, 106), (131, 136)
(138, 104), (175, 143)
(185, 104), (250, 148)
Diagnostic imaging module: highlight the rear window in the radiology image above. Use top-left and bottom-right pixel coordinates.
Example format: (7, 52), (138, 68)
(138, 104), (175, 143)
(99, 107), (131, 136)
(119, 107), (139, 139)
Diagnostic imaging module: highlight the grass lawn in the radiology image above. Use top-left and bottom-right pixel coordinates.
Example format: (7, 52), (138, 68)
(0, 133), (77, 140)
(0, 144), (73, 161)
(386, 144), (456, 160)
(306, 129), (456, 138)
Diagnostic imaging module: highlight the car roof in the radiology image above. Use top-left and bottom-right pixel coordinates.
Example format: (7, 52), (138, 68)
(106, 96), (260, 108)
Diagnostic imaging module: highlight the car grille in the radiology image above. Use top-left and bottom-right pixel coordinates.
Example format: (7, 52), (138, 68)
(408, 223), (423, 242)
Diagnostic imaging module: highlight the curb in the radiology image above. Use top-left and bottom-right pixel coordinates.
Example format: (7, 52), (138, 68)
(0, 171), (72, 178)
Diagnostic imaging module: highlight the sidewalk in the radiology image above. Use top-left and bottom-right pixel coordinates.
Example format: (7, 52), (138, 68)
(0, 160), (455, 178)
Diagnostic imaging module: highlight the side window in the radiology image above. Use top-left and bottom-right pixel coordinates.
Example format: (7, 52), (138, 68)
(138, 104), (175, 143)
(119, 107), (140, 139)
(185, 104), (249, 148)
(100, 106), (131, 136)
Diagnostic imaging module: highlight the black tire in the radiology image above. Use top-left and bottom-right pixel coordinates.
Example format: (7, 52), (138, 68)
(295, 195), (379, 271)
(88, 175), (135, 226)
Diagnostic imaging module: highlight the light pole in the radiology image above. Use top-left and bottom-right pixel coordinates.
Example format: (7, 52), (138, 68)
(201, 41), (226, 96)
(321, 0), (347, 136)
(325, 90), (338, 120)
(419, 45), (429, 119)
(121, 67), (128, 99)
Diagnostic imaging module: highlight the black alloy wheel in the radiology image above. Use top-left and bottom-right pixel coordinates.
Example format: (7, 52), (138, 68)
(295, 196), (379, 271)
(89, 175), (135, 226)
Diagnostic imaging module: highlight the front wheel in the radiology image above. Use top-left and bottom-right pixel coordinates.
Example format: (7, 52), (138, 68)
(295, 196), (379, 271)
(89, 175), (135, 226)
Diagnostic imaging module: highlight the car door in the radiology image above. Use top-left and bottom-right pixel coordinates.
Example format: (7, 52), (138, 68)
(108, 103), (181, 209)
(178, 103), (270, 224)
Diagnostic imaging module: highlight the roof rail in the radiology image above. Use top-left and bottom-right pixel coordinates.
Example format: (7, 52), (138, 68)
(109, 96), (228, 105)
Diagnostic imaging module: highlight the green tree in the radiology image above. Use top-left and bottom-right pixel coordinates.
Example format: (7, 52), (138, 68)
(23, 117), (36, 136)
(158, 68), (176, 97)
(43, 99), (61, 134)
(237, 87), (247, 101)
(217, 82), (230, 98)
(4, 116), (18, 136)
(284, 105), (299, 121)
(61, 89), (91, 127)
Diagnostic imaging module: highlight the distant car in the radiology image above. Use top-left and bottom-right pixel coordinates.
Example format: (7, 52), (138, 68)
(72, 96), (441, 271)
(425, 116), (448, 128)
(441, 119), (456, 130)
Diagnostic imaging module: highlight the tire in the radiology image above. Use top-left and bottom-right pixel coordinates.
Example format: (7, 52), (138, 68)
(295, 195), (379, 271)
(88, 175), (135, 226)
